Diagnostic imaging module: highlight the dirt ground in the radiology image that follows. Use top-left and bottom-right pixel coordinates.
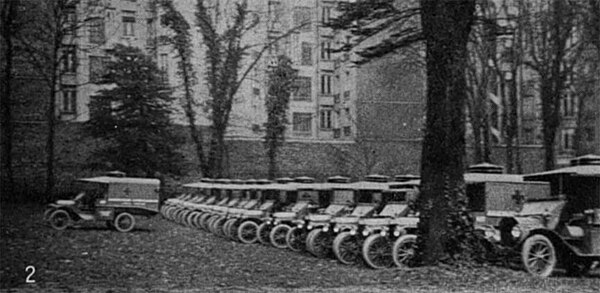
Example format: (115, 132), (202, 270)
(1, 203), (599, 292)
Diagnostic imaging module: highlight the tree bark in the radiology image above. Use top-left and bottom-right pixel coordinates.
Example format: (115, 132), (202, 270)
(416, 0), (476, 265)
(1, 0), (16, 198)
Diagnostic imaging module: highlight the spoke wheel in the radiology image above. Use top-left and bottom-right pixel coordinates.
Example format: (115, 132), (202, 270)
(185, 211), (199, 227)
(49, 209), (71, 230)
(521, 234), (557, 278)
(113, 212), (136, 233)
(363, 234), (393, 269)
(270, 224), (291, 249)
(392, 234), (416, 268)
(333, 232), (362, 265)
(224, 219), (238, 240)
(238, 221), (259, 244)
(307, 229), (332, 258)
(199, 213), (212, 231)
(286, 227), (307, 252)
(257, 222), (273, 245)
(43, 208), (56, 222)
(215, 217), (228, 237)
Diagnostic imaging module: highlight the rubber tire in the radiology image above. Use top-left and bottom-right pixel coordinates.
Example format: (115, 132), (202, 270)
(113, 212), (136, 233)
(185, 211), (197, 227)
(199, 213), (212, 231)
(363, 234), (394, 269)
(270, 224), (291, 249)
(49, 209), (71, 230)
(392, 234), (416, 268)
(306, 229), (332, 258)
(224, 219), (238, 240)
(286, 227), (307, 252)
(238, 221), (259, 244)
(257, 222), (273, 245)
(43, 208), (56, 222)
(333, 232), (362, 265)
(521, 234), (557, 278)
(213, 217), (227, 237)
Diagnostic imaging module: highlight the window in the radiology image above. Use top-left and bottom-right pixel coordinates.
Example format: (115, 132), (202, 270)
(268, 1), (282, 31)
(122, 13), (135, 36)
(321, 74), (331, 95)
(159, 53), (169, 83)
(584, 127), (595, 142)
(321, 41), (331, 60)
(333, 93), (340, 104)
(61, 85), (77, 114)
(322, 6), (331, 24)
(66, 7), (77, 33)
(320, 108), (332, 129)
(88, 17), (105, 44)
(523, 128), (535, 145)
(562, 93), (576, 117)
(343, 126), (352, 136)
(63, 45), (77, 73)
(301, 42), (312, 65)
(253, 87), (260, 96)
(146, 18), (156, 46)
(522, 96), (535, 118)
(343, 90), (350, 100)
(562, 128), (575, 150)
(89, 56), (109, 83)
(293, 7), (311, 32)
(293, 76), (311, 101)
(293, 113), (312, 133)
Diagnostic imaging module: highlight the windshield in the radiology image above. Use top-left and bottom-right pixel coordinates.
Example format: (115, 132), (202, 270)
(385, 191), (407, 203)
(332, 190), (355, 205)
(356, 191), (382, 204)
(73, 181), (106, 201)
(297, 190), (319, 204)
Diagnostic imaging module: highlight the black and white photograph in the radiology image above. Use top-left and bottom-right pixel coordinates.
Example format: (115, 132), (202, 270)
(1, 0), (599, 292)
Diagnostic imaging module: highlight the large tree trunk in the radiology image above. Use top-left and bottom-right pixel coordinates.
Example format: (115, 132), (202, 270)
(416, 0), (476, 265)
(1, 0), (16, 198)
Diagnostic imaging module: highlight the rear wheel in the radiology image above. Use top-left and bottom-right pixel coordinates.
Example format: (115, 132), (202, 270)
(286, 227), (307, 252)
(113, 212), (136, 233)
(307, 229), (332, 258)
(333, 232), (362, 265)
(257, 223), (273, 245)
(49, 209), (71, 230)
(521, 234), (557, 278)
(270, 224), (291, 249)
(392, 234), (416, 268)
(238, 221), (259, 244)
(363, 234), (393, 269)
(199, 213), (211, 231)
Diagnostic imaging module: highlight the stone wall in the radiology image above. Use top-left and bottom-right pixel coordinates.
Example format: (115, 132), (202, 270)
(7, 122), (548, 201)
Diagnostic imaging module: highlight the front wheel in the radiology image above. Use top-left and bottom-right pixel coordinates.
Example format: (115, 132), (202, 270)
(392, 234), (416, 268)
(521, 234), (557, 278)
(238, 221), (259, 244)
(333, 232), (362, 265)
(306, 229), (332, 258)
(270, 224), (291, 249)
(49, 209), (71, 230)
(113, 212), (136, 232)
(363, 234), (393, 269)
(286, 227), (307, 252)
(257, 222), (273, 245)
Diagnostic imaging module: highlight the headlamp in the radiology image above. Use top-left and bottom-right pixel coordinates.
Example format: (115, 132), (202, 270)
(511, 226), (522, 239)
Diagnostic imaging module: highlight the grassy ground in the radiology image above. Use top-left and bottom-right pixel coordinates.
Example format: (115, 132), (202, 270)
(1, 203), (598, 292)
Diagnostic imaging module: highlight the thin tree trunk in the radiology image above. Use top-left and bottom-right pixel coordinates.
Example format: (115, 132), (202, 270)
(1, 0), (16, 198)
(45, 34), (60, 202)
